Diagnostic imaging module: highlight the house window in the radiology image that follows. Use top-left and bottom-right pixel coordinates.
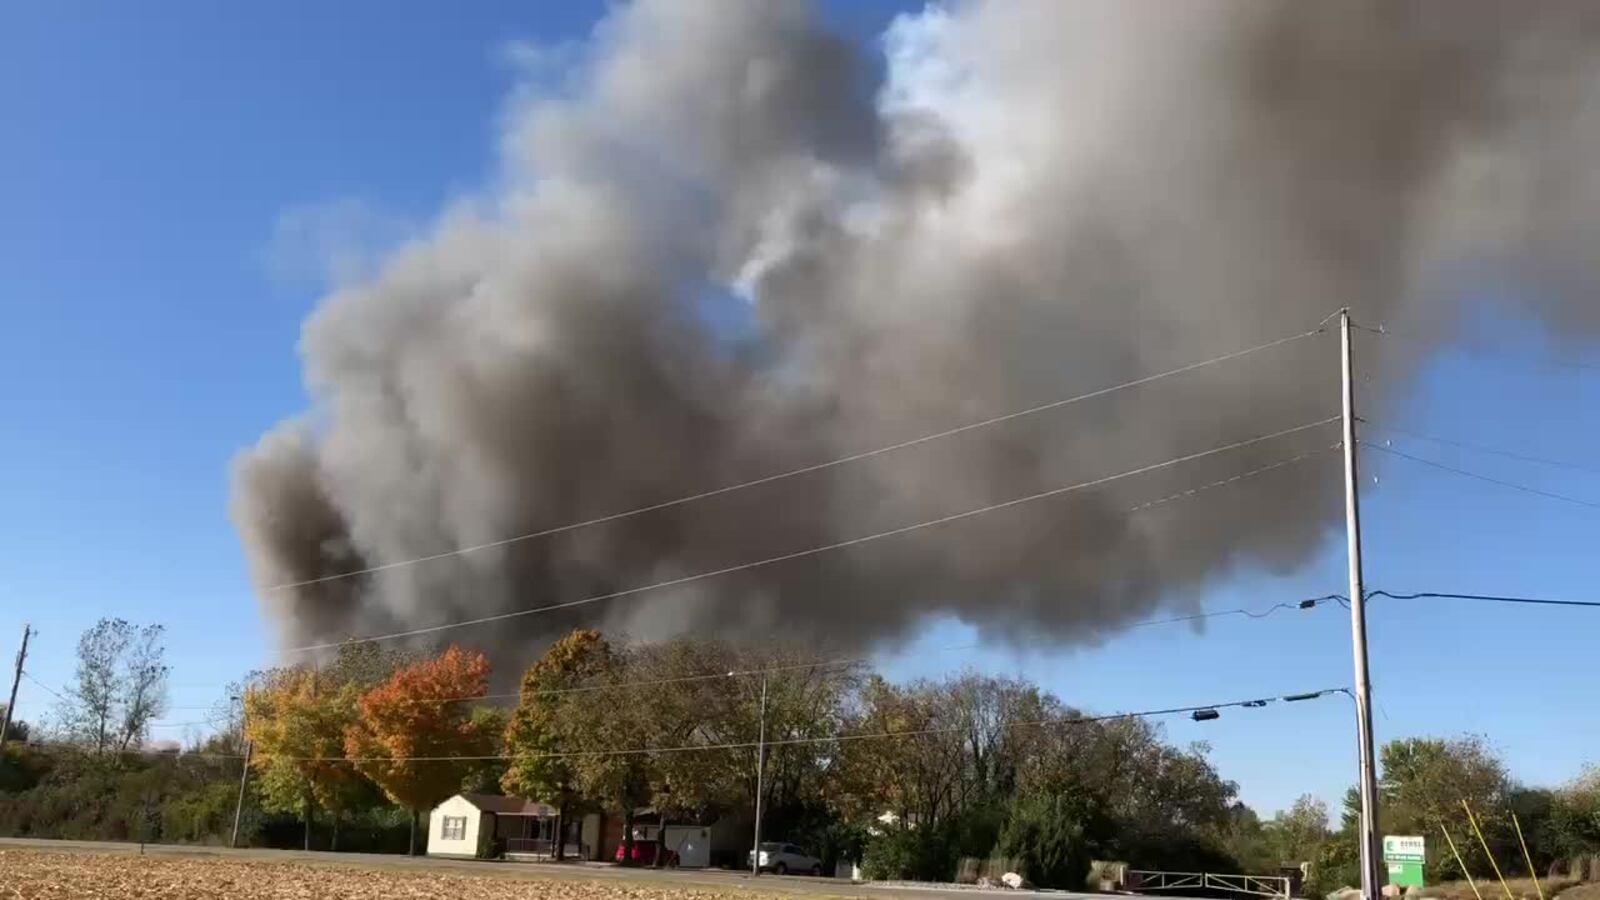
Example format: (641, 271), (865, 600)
(441, 816), (468, 841)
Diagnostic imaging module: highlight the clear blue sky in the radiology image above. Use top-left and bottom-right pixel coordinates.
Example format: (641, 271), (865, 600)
(4, 1), (1597, 817)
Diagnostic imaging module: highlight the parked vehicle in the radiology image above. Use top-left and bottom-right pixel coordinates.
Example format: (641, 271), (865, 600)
(747, 841), (824, 876)
(615, 842), (679, 867)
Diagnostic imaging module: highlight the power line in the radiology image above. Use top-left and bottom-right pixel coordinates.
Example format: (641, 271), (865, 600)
(288, 416), (1340, 653)
(1125, 444), (1337, 514)
(1354, 322), (1600, 374)
(1369, 590), (1600, 610)
(22, 671), (217, 731)
(1365, 443), (1600, 511)
(160, 593), (1345, 712)
(271, 325), (1333, 594)
(92, 687), (1350, 764)
(1363, 422), (1600, 477)
(20, 670), (70, 704)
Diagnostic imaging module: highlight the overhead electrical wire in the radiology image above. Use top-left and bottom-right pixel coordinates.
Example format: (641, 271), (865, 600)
(131, 441), (1347, 720)
(20, 670), (70, 704)
(1363, 422), (1600, 477)
(82, 687), (1351, 764)
(159, 592), (1346, 713)
(1365, 443), (1600, 511)
(1368, 590), (1600, 610)
(21, 670), (216, 731)
(1354, 323), (1600, 374)
(286, 416), (1341, 652)
(270, 323), (1333, 594)
(1125, 444), (1337, 514)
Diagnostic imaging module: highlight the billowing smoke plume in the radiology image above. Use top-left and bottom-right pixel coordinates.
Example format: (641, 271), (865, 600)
(232, 0), (1600, 662)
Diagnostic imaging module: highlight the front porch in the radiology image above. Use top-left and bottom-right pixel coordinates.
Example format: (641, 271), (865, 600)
(496, 812), (585, 860)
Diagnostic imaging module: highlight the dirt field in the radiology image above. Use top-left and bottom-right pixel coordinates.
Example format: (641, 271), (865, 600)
(1557, 883), (1600, 900)
(0, 849), (811, 900)
(1419, 877), (1579, 900)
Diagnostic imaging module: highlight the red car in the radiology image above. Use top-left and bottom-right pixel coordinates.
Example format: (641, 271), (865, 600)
(614, 842), (679, 866)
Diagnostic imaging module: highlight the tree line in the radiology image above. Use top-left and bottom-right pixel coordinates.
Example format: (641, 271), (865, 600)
(3, 619), (1599, 892)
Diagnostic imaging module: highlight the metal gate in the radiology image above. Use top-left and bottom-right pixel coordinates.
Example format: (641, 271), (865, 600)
(1126, 870), (1292, 898)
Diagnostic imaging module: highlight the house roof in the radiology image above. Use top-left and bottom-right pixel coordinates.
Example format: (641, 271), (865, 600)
(456, 793), (559, 816)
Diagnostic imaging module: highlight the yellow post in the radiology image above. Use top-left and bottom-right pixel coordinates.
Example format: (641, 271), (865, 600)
(1462, 800), (1514, 900)
(1440, 825), (1485, 900)
(1511, 813), (1544, 900)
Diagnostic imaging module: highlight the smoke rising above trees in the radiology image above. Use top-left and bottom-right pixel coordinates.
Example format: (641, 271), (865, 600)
(232, 0), (1600, 663)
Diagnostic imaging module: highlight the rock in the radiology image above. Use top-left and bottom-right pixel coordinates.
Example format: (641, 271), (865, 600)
(1001, 872), (1026, 889)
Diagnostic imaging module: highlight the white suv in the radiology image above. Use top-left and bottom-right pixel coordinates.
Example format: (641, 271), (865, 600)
(749, 841), (824, 876)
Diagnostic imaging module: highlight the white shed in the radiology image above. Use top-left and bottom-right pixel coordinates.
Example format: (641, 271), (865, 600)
(428, 794), (490, 858)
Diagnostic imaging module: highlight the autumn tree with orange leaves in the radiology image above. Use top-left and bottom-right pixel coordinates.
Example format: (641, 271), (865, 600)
(344, 645), (492, 855)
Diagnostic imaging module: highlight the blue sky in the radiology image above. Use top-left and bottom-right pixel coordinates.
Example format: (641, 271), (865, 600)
(4, 1), (1597, 817)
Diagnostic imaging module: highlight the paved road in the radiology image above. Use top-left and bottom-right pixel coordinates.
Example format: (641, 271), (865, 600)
(0, 837), (1153, 900)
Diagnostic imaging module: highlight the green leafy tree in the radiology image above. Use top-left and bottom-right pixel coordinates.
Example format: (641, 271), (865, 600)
(561, 645), (654, 864)
(56, 619), (170, 756)
(1000, 789), (1114, 888)
(1546, 767), (1600, 859)
(0, 705), (28, 744)
(1380, 735), (1514, 880)
(1267, 794), (1330, 864)
(501, 629), (612, 860)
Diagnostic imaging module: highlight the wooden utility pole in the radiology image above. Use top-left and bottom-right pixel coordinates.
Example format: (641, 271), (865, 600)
(1, 624), (33, 746)
(231, 691), (252, 848)
(750, 671), (769, 877)
(1340, 309), (1382, 900)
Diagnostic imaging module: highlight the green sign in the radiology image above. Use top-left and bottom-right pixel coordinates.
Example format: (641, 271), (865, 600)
(1383, 835), (1425, 887)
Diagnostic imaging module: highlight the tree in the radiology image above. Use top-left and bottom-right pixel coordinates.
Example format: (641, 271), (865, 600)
(1379, 735), (1515, 880)
(0, 705), (28, 744)
(56, 619), (169, 756)
(1545, 766), (1600, 860)
(1266, 794), (1330, 864)
(638, 639), (863, 867)
(345, 645), (492, 855)
(243, 666), (364, 850)
(1000, 788), (1114, 888)
(502, 629), (612, 861)
(461, 707), (507, 795)
(560, 645), (654, 865)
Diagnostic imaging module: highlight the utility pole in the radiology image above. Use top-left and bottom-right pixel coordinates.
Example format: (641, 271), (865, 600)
(1341, 308), (1382, 900)
(1, 624), (33, 746)
(750, 671), (769, 877)
(231, 692), (252, 848)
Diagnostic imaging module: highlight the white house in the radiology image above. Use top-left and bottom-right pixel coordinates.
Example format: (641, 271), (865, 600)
(428, 793), (600, 860)
(428, 794), (493, 858)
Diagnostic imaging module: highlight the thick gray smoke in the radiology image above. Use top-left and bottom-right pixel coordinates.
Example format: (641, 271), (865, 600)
(232, 0), (1600, 662)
